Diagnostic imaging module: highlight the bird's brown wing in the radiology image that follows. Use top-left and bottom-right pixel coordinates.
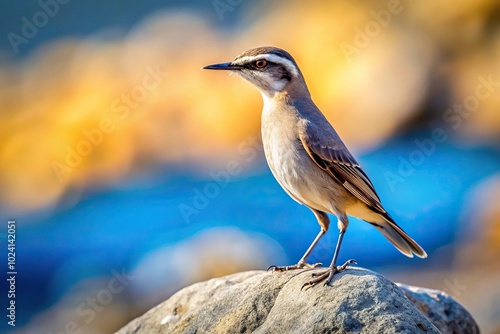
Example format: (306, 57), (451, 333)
(299, 123), (387, 215)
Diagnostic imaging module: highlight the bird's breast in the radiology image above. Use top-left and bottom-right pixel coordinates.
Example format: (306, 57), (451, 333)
(261, 103), (303, 186)
(260, 102), (352, 214)
(261, 109), (321, 208)
(263, 129), (304, 197)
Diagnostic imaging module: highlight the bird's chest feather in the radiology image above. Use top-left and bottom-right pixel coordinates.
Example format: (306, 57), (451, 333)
(261, 106), (306, 188)
(263, 130), (301, 179)
(260, 100), (343, 212)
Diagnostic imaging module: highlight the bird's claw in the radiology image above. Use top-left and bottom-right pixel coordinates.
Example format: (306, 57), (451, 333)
(267, 261), (322, 272)
(301, 259), (357, 290)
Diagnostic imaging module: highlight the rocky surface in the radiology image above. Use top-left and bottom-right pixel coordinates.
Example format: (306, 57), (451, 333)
(397, 283), (480, 334)
(117, 267), (479, 334)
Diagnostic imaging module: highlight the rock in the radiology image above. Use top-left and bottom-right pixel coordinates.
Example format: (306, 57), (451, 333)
(117, 268), (479, 334)
(396, 284), (480, 334)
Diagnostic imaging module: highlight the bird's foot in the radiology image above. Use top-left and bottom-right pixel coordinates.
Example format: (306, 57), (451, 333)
(301, 259), (357, 290)
(267, 261), (322, 272)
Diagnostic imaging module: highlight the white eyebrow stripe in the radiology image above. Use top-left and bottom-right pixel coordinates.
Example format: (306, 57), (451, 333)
(233, 54), (299, 77)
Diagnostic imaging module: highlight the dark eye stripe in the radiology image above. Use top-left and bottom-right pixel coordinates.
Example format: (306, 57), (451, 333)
(280, 67), (292, 81)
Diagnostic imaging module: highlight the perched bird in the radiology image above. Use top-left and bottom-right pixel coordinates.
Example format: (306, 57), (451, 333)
(203, 46), (427, 288)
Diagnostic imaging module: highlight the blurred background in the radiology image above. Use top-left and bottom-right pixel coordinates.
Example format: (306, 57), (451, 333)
(0, 0), (499, 333)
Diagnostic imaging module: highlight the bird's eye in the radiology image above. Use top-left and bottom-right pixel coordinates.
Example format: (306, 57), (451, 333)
(255, 60), (267, 68)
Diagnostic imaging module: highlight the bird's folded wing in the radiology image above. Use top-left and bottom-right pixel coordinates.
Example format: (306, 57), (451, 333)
(299, 124), (386, 215)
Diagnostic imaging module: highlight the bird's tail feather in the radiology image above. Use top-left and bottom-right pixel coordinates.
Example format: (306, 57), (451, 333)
(372, 216), (427, 258)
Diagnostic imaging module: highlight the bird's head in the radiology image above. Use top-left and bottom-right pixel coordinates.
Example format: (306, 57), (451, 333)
(203, 46), (309, 98)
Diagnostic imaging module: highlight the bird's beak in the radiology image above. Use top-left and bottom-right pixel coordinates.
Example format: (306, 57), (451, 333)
(203, 62), (241, 71)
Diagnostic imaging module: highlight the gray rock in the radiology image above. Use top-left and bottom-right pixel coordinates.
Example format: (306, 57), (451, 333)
(117, 268), (479, 334)
(397, 284), (480, 334)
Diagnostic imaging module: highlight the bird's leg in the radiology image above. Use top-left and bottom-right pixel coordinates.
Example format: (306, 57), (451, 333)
(302, 217), (357, 289)
(268, 229), (324, 272)
(268, 210), (328, 272)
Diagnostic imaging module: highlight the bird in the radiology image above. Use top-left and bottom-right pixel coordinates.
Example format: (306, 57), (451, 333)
(203, 46), (427, 288)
